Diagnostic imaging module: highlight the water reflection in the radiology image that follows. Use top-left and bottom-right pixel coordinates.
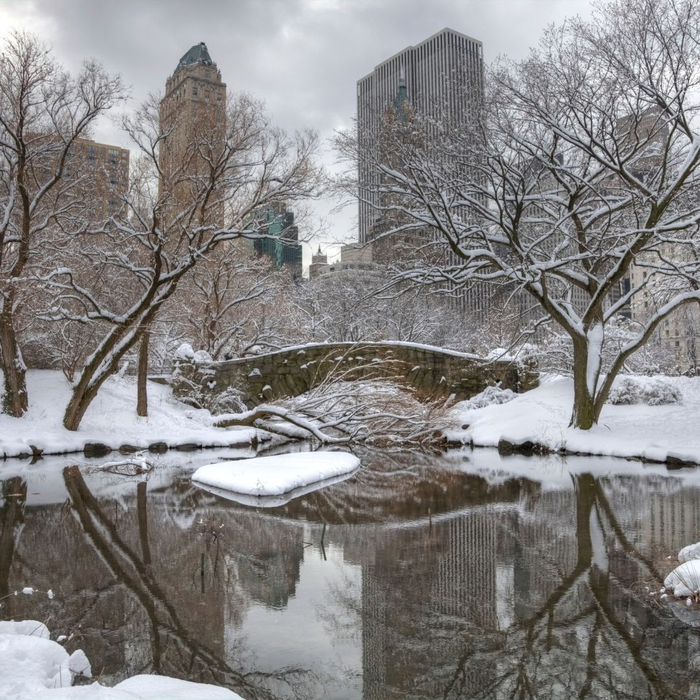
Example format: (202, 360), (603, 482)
(2, 450), (700, 698)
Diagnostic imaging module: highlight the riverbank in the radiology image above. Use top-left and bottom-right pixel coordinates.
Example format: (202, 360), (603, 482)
(447, 375), (700, 466)
(0, 370), (260, 460)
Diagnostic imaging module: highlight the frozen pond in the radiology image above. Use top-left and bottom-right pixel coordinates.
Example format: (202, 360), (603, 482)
(2, 447), (700, 698)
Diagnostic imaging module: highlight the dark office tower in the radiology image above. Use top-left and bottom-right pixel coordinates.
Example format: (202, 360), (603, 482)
(249, 202), (303, 280)
(356, 28), (484, 245)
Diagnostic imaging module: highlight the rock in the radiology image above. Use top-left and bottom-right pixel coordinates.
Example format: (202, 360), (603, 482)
(148, 442), (168, 454)
(118, 444), (139, 454)
(175, 443), (200, 452)
(83, 443), (112, 458)
(497, 438), (549, 456)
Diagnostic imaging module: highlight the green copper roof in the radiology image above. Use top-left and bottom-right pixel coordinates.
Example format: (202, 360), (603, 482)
(174, 42), (215, 75)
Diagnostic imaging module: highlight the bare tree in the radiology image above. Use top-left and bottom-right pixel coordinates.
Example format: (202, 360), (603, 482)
(337, 0), (700, 429)
(160, 245), (301, 362)
(0, 31), (125, 416)
(42, 92), (321, 430)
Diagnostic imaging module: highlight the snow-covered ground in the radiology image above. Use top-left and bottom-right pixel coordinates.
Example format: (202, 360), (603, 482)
(0, 620), (243, 699)
(192, 451), (360, 502)
(0, 371), (258, 460)
(447, 375), (700, 465)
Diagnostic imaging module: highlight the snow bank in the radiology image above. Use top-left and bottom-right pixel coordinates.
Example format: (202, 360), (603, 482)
(192, 451), (360, 497)
(0, 620), (245, 700)
(115, 675), (242, 699)
(664, 560), (700, 598)
(0, 370), (258, 460)
(447, 375), (700, 465)
(679, 542), (700, 564)
(0, 628), (89, 697)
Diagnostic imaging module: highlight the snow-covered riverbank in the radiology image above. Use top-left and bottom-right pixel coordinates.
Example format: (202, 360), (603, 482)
(0, 371), (259, 460)
(0, 619), (244, 699)
(447, 375), (700, 465)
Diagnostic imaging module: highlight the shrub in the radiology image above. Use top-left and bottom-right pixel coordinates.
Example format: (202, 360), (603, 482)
(607, 376), (682, 406)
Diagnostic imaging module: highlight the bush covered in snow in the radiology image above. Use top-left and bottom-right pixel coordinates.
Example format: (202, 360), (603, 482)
(607, 376), (682, 406)
(461, 384), (518, 410)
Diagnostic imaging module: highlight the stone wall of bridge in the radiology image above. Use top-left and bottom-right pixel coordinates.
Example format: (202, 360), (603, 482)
(171, 342), (539, 409)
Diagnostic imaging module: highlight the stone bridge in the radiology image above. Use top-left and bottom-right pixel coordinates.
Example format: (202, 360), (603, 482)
(171, 341), (538, 409)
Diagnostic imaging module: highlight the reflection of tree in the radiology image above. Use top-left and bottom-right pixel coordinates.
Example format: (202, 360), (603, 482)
(0, 477), (26, 615)
(62, 466), (313, 700)
(321, 473), (694, 699)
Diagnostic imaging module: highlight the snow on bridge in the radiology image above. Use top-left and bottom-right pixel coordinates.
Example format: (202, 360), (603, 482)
(172, 341), (539, 408)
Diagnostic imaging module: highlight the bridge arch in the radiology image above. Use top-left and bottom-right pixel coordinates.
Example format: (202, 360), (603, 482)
(172, 341), (538, 408)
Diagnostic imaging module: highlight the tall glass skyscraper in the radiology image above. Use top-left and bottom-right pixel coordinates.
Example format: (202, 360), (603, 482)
(356, 28), (484, 244)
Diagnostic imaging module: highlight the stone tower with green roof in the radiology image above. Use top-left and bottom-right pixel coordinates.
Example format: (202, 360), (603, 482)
(159, 42), (227, 223)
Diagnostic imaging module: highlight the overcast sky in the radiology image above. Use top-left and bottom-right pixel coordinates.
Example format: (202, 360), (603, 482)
(0, 0), (593, 264)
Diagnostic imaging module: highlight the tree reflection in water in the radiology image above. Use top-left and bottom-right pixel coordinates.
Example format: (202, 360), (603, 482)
(1, 451), (700, 699)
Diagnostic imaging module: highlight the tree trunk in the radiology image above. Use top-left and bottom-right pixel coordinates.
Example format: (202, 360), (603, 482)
(0, 306), (28, 417)
(570, 340), (599, 430)
(137, 328), (150, 417)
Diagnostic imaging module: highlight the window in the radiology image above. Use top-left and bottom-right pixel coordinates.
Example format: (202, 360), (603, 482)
(205, 70), (210, 80)
(193, 86), (198, 97)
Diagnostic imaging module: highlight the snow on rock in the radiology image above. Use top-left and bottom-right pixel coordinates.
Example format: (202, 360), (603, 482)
(21, 587), (35, 595)
(0, 620), (50, 639)
(447, 375), (700, 465)
(192, 451), (360, 497)
(68, 650), (91, 678)
(0, 622), (245, 700)
(196, 468), (358, 508)
(664, 560), (700, 598)
(192, 350), (212, 364)
(115, 675), (244, 699)
(679, 543), (700, 564)
(174, 343), (195, 361)
(0, 370), (257, 460)
(0, 631), (83, 695)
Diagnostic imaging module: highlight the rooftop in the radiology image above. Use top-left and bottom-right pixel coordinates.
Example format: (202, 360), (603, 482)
(174, 42), (215, 75)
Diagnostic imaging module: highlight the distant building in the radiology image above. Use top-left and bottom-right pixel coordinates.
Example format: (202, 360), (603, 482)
(159, 42), (227, 223)
(248, 202), (303, 279)
(357, 28), (484, 245)
(309, 246), (329, 279)
(309, 243), (376, 279)
(64, 138), (130, 218)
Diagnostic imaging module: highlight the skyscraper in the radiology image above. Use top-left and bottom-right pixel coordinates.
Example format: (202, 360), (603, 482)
(159, 42), (227, 222)
(356, 28), (484, 244)
(248, 202), (303, 279)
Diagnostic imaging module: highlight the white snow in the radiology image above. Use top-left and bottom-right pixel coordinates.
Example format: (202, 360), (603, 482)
(664, 560), (700, 598)
(0, 370), (258, 459)
(192, 451), (360, 497)
(448, 375), (700, 465)
(115, 675), (243, 699)
(0, 620), (50, 639)
(21, 587), (35, 595)
(0, 621), (245, 700)
(174, 343), (195, 361)
(679, 542), (700, 564)
(195, 468), (358, 507)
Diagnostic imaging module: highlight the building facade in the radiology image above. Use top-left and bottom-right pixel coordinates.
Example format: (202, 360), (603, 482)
(65, 138), (130, 218)
(159, 42), (227, 223)
(248, 202), (303, 279)
(357, 28), (484, 245)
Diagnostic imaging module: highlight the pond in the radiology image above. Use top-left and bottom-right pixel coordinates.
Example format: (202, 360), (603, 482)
(2, 446), (700, 699)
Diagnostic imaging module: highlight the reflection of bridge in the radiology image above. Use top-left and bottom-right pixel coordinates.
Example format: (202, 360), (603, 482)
(173, 341), (539, 408)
